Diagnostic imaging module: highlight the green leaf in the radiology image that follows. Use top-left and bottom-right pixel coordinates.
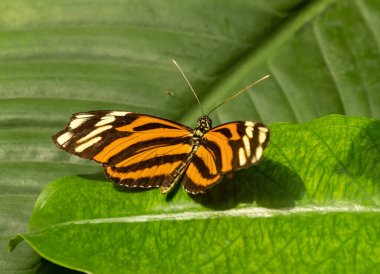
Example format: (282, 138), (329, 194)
(2, 0), (380, 273)
(10, 115), (380, 273)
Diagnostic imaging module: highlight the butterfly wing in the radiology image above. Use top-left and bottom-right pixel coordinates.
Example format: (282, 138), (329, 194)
(53, 111), (193, 189)
(182, 121), (270, 194)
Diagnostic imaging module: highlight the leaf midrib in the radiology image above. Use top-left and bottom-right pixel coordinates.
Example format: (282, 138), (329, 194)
(31, 205), (380, 231)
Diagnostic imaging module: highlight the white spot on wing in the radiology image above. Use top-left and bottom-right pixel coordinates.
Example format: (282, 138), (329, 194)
(243, 135), (251, 157)
(95, 116), (116, 127)
(76, 114), (94, 118)
(255, 146), (263, 162)
(77, 125), (112, 144)
(56, 132), (73, 147)
(69, 118), (88, 129)
(245, 126), (253, 138)
(245, 121), (255, 127)
(109, 111), (130, 116)
(75, 136), (102, 153)
(258, 131), (267, 144)
(258, 126), (268, 133)
(239, 147), (247, 166)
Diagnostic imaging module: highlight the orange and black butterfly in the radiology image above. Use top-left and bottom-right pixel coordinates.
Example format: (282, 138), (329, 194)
(52, 61), (270, 194)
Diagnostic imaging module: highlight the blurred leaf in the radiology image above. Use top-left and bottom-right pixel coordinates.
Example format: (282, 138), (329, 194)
(1, 0), (380, 273)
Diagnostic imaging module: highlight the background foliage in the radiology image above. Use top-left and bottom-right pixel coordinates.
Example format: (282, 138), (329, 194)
(1, 0), (379, 273)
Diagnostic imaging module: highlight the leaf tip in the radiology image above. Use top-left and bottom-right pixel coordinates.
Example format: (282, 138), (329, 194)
(8, 234), (25, 253)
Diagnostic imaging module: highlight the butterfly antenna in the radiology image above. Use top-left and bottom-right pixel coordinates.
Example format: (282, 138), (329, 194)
(208, 75), (270, 115)
(172, 59), (204, 115)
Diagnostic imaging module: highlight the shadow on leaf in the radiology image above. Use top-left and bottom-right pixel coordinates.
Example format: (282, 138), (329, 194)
(79, 172), (106, 181)
(190, 159), (305, 210)
(337, 119), (380, 192)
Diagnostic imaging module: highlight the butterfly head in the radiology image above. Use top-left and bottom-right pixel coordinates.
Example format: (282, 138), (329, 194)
(196, 115), (212, 133)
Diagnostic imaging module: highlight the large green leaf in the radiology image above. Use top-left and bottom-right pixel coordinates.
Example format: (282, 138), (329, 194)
(1, 0), (380, 273)
(9, 115), (380, 273)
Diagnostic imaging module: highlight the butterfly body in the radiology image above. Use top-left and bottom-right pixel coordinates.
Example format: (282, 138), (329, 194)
(53, 111), (269, 194)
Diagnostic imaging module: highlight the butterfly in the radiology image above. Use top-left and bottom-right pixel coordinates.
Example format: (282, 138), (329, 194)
(52, 61), (270, 194)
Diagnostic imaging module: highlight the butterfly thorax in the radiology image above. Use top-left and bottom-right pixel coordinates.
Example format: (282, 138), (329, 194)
(192, 115), (212, 144)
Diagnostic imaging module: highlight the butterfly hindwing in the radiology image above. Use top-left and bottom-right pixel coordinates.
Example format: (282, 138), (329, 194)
(53, 111), (193, 189)
(182, 121), (270, 194)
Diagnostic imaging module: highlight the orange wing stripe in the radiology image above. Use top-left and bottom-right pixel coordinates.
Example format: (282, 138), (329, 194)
(195, 146), (218, 175)
(94, 131), (190, 162)
(105, 161), (182, 181)
(182, 162), (222, 193)
(205, 132), (233, 172)
(115, 143), (192, 167)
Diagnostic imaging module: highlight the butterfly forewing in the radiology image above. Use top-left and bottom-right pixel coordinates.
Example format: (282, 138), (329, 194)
(53, 111), (193, 189)
(182, 121), (269, 194)
(53, 111), (192, 159)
